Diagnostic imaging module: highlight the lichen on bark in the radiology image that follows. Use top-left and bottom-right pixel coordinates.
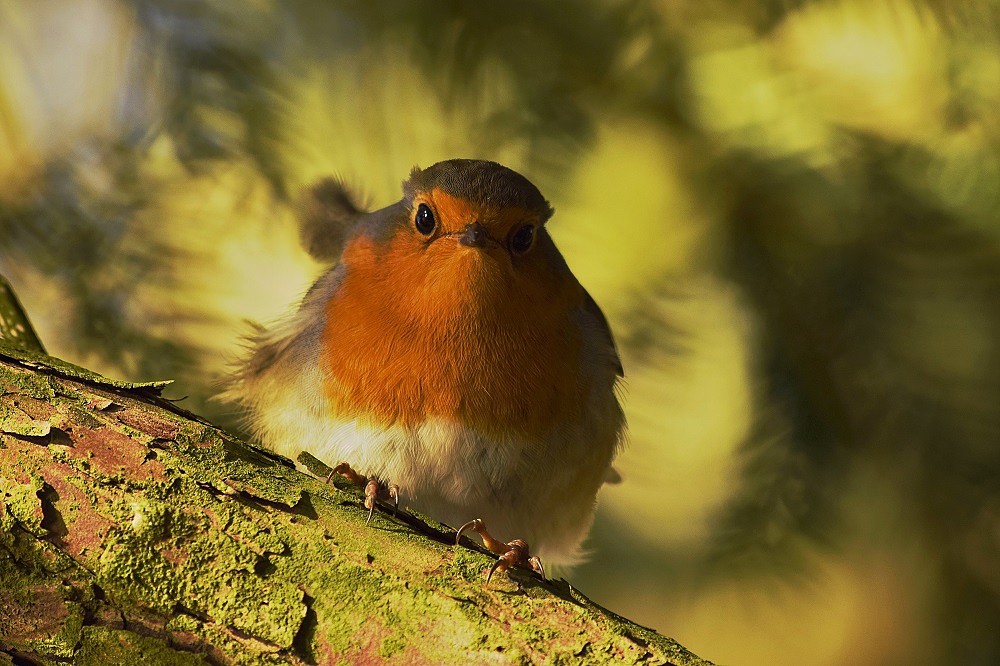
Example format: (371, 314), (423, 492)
(0, 343), (714, 665)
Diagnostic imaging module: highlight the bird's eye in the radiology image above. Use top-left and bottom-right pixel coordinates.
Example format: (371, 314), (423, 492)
(510, 224), (535, 255)
(414, 203), (436, 236)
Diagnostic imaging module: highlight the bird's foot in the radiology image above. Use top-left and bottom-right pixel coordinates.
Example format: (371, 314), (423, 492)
(455, 518), (545, 586)
(327, 462), (399, 524)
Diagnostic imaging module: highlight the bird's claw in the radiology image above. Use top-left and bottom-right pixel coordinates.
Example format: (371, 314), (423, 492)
(388, 484), (400, 517)
(456, 518), (545, 587)
(364, 479), (378, 524)
(327, 462), (399, 524)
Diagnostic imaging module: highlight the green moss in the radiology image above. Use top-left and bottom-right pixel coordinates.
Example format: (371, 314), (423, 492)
(0, 521), (96, 661)
(28, 601), (84, 658)
(164, 612), (201, 634)
(97, 485), (307, 648)
(75, 626), (209, 665)
(296, 450), (332, 477)
(0, 399), (50, 438)
(0, 360), (58, 399)
(0, 341), (172, 391)
(378, 634), (406, 658)
(513, 620), (560, 648)
(1, 474), (46, 536)
(215, 502), (288, 555)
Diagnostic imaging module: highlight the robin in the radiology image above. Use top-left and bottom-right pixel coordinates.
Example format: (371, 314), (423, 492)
(229, 159), (625, 582)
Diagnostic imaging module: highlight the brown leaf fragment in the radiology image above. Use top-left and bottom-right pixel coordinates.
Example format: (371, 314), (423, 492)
(113, 407), (181, 440)
(0, 416), (50, 437)
(85, 397), (115, 410)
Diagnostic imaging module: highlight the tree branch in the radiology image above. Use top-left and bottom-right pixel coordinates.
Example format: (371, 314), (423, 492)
(0, 342), (713, 665)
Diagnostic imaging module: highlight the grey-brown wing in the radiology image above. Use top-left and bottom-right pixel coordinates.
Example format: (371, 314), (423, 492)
(581, 291), (624, 378)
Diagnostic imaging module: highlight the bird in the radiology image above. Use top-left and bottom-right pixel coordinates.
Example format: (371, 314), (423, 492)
(227, 159), (625, 580)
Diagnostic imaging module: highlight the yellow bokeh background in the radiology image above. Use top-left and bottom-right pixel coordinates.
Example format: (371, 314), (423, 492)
(3, 1), (998, 664)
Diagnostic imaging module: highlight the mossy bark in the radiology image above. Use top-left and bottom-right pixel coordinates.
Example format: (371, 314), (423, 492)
(0, 341), (714, 665)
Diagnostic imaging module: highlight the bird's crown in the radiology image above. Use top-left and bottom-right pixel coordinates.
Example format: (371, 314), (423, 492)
(403, 159), (553, 222)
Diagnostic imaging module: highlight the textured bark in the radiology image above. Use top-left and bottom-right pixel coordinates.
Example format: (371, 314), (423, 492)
(0, 340), (714, 665)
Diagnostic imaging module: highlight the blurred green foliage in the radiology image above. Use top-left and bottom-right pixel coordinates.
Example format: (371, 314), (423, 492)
(3, 0), (1000, 663)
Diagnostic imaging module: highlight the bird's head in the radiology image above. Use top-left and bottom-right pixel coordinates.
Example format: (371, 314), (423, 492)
(402, 158), (553, 255)
(339, 159), (568, 323)
(397, 159), (555, 295)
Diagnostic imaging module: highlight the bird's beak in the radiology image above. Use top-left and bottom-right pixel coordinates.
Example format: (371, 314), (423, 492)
(458, 222), (492, 249)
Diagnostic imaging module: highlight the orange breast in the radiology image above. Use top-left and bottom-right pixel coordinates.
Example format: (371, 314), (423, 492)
(319, 232), (588, 439)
